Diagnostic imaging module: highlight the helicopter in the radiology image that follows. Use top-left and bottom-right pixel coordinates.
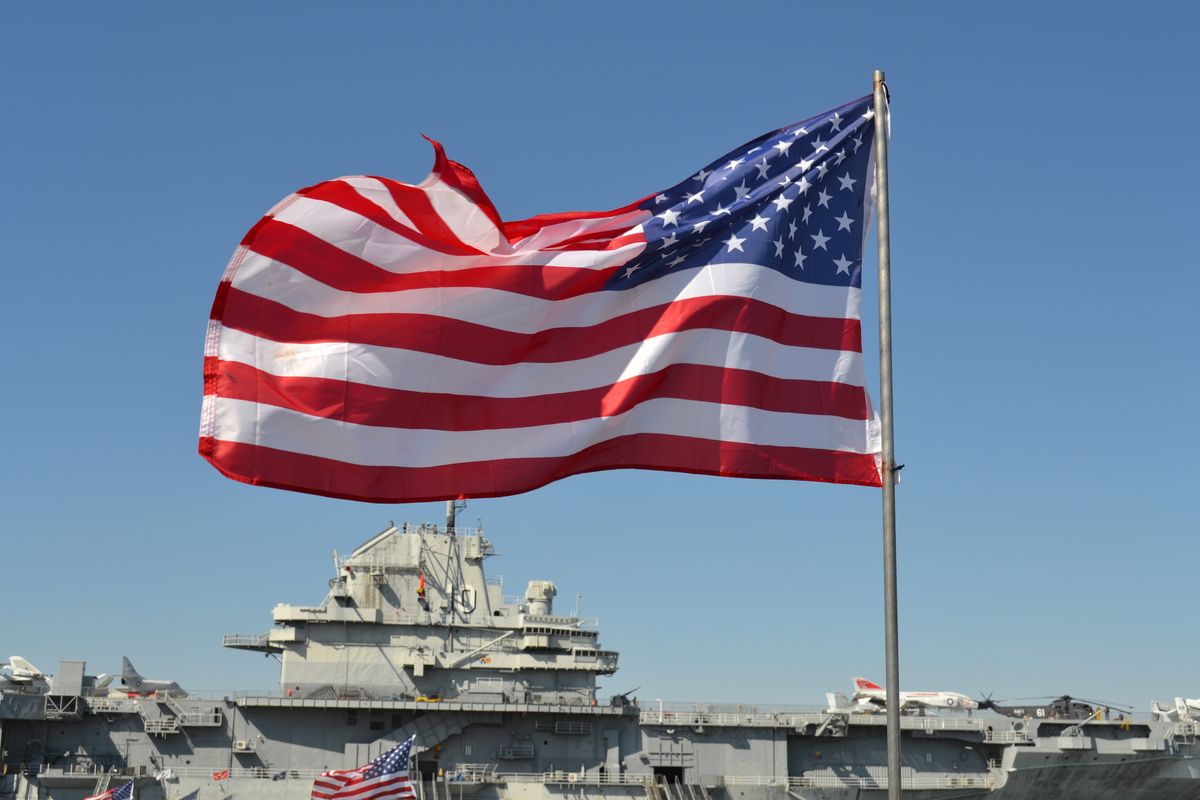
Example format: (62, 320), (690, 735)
(977, 693), (1133, 721)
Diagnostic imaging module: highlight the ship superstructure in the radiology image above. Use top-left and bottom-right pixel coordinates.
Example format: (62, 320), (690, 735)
(223, 523), (615, 705)
(4, 521), (1200, 800)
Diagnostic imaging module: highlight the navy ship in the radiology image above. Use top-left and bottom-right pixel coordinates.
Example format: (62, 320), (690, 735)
(4, 519), (1200, 799)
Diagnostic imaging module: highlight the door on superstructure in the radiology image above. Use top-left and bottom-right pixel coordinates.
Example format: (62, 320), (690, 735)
(653, 767), (684, 784)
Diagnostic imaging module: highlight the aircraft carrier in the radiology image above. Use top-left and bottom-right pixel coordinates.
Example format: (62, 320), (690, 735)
(4, 520), (1200, 800)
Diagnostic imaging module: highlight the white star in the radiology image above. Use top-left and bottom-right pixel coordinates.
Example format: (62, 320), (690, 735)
(724, 233), (746, 253)
(852, 133), (864, 151)
(811, 229), (830, 250)
(668, 255), (687, 267)
(834, 149), (847, 166)
(748, 214), (770, 232)
(773, 139), (792, 156)
(733, 180), (751, 201)
(791, 126), (808, 139)
(773, 236), (785, 257)
(692, 220), (710, 234)
(801, 204), (812, 224)
(661, 232), (679, 248)
(829, 111), (842, 132)
(797, 157), (813, 172)
(835, 211), (854, 232)
(811, 136), (830, 154)
(771, 195), (794, 212)
(787, 220), (798, 240)
(863, 107), (875, 120)
(711, 204), (731, 217)
(817, 189), (832, 209)
(778, 174), (793, 188)
(657, 208), (680, 227)
(623, 266), (638, 278)
(685, 190), (705, 205)
(794, 247), (807, 269)
(833, 254), (853, 275)
(815, 162), (829, 179)
(654, 193), (669, 205)
(838, 173), (858, 192)
(692, 168), (713, 182)
(795, 176), (811, 195)
(725, 158), (743, 171)
(755, 157), (771, 180)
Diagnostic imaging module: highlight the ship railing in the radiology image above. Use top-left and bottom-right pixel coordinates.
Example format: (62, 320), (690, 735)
(983, 729), (1032, 744)
(652, 701), (821, 714)
(498, 772), (655, 786)
(86, 698), (140, 714)
(521, 613), (595, 627)
(640, 709), (994, 732)
(165, 767), (329, 780)
(722, 774), (994, 790)
(444, 764), (498, 783)
(223, 634), (270, 648)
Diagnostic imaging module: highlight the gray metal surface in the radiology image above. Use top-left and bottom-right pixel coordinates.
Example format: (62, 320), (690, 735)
(3, 521), (1199, 800)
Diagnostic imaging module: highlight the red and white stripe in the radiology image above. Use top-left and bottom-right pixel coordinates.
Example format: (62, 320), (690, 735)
(200, 140), (881, 502)
(311, 770), (414, 800)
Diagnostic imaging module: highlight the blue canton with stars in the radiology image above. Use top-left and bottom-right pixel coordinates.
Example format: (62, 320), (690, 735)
(111, 783), (135, 800)
(365, 736), (414, 779)
(611, 95), (876, 291)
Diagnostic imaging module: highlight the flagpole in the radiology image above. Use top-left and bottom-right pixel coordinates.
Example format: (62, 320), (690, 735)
(872, 68), (902, 800)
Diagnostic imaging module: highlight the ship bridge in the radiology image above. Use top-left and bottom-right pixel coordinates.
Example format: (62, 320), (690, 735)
(225, 522), (618, 703)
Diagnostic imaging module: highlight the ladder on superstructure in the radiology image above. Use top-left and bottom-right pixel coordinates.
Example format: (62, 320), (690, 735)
(91, 775), (111, 797)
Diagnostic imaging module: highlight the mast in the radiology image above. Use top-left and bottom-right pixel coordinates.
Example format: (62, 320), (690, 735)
(872, 69), (902, 800)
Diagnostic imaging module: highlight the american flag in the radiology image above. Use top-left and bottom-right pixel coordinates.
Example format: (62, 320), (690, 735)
(200, 95), (882, 502)
(85, 781), (135, 800)
(179, 790), (199, 800)
(311, 737), (415, 800)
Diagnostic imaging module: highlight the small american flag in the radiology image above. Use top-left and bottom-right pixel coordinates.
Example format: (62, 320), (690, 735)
(85, 781), (135, 800)
(201, 95), (882, 500)
(179, 790), (199, 800)
(311, 737), (415, 800)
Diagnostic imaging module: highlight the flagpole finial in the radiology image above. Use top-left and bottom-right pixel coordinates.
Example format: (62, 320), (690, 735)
(874, 69), (885, 86)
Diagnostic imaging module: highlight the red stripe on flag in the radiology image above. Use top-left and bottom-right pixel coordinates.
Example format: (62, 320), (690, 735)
(199, 434), (883, 504)
(317, 775), (412, 800)
(501, 202), (649, 243)
(537, 227), (646, 252)
(245, 219), (623, 300)
(219, 288), (863, 363)
(294, 182), (482, 257)
(207, 358), (870, 429)
(418, 139), (648, 244)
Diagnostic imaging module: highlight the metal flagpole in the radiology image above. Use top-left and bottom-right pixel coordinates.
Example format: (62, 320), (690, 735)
(872, 69), (902, 800)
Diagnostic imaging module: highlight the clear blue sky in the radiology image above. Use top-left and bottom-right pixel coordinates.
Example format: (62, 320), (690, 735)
(3, 2), (1197, 711)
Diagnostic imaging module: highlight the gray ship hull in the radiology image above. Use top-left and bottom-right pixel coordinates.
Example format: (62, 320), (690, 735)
(4, 523), (1198, 800)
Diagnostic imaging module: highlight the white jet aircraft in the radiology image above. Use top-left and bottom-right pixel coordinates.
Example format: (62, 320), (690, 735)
(120, 657), (187, 697)
(1, 656), (45, 685)
(827, 677), (978, 713)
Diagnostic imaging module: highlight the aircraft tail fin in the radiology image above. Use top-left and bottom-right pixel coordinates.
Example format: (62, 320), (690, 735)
(8, 656), (41, 676)
(825, 691), (852, 712)
(121, 657), (142, 684)
(853, 676), (884, 692)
